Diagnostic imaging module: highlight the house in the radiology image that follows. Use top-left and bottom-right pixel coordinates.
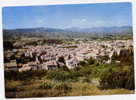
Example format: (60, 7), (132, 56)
(5, 60), (18, 71)
(19, 66), (31, 72)
(65, 57), (79, 69)
(41, 60), (58, 70)
(18, 62), (39, 72)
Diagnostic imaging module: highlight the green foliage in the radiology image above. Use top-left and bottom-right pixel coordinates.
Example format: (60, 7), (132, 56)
(111, 51), (119, 62)
(58, 56), (65, 64)
(39, 81), (72, 94)
(54, 82), (72, 92)
(101, 55), (110, 61)
(3, 40), (14, 50)
(86, 57), (96, 65)
(79, 61), (87, 66)
(79, 58), (98, 67)
(79, 66), (92, 77)
(119, 48), (134, 65)
(111, 48), (134, 65)
(5, 80), (23, 92)
(39, 81), (55, 89)
(46, 70), (78, 82)
(99, 65), (135, 90)
(5, 70), (47, 81)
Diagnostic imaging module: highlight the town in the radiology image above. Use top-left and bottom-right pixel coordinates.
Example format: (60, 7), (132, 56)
(4, 38), (133, 72)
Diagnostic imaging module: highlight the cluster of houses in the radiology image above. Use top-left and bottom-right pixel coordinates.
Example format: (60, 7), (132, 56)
(4, 39), (133, 72)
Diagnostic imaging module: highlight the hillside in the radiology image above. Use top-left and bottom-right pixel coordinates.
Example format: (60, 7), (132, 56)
(3, 26), (133, 38)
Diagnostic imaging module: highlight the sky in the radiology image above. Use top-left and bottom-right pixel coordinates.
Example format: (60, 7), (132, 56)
(2, 2), (132, 29)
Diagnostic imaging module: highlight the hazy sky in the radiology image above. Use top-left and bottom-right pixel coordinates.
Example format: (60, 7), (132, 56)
(3, 2), (132, 29)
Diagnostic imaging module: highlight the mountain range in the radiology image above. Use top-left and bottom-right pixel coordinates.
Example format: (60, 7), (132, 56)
(3, 26), (132, 38)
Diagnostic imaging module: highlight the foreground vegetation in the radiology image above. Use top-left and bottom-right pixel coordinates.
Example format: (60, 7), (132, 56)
(5, 57), (135, 98)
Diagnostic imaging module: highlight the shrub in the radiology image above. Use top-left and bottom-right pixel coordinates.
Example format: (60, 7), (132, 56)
(5, 80), (22, 92)
(99, 65), (135, 90)
(46, 70), (78, 82)
(79, 61), (87, 66)
(79, 66), (92, 77)
(5, 70), (47, 81)
(58, 56), (65, 64)
(39, 81), (72, 94)
(86, 57), (96, 65)
(54, 82), (72, 93)
(39, 81), (55, 89)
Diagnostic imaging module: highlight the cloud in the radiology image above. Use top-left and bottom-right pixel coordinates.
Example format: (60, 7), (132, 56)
(80, 19), (87, 23)
(35, 18), (46, 26)
(72, 18), (88, 24)
(71, 18), (129, 28)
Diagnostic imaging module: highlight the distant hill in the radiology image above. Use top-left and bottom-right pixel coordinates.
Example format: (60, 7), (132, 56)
(65, 26), (132, 34)
(3, 26), (132, 38)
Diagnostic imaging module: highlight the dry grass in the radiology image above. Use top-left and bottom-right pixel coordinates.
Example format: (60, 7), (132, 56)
(101, 89), (134, 95)
(67, 82), (134, 96)
(5, 80), (134, 98)
(5, 80), (23, 91)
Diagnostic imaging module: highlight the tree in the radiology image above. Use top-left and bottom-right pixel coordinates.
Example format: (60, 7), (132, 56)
(111, 51), (118, 61)
(58, 56), (65, 64)
(4, 41), (13, 50)
(118, 48), (133, 65)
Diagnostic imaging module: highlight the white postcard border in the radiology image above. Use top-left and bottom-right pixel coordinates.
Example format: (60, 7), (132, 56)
(0, 0), (136, 100)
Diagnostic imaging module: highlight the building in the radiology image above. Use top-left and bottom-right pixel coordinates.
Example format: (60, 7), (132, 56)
(65, 57), (79, 69)
(41, 60), (58, 70)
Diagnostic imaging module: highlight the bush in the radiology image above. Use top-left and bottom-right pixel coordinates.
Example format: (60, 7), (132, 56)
(79, 66), (92, 77)
(58, 56), (65, 64)
(78, 65), (99, 78)
(86, 57), (96, 65)
(99, 65), (135, 90)
(39, 81), (72, 94)
(39, 81), (55, 89)
(5, 70), (47, 81)
(46, 69), (79, 82)
(54, 82), (72, 92)
(5, 80), (23, 92)
(79, 61), (87, 66)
